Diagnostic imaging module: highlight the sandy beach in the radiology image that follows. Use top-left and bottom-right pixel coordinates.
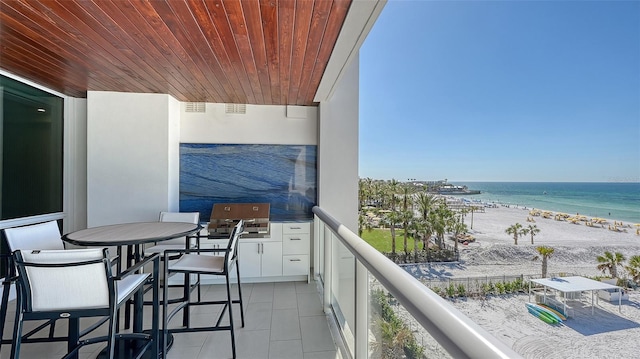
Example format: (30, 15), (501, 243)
(409, 205), (640, 279)
(402, 205), (640, 358)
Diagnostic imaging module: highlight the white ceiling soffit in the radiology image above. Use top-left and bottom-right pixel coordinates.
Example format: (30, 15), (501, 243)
(313, 0), (386, 103)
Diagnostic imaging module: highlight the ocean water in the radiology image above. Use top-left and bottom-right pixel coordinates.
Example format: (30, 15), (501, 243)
(453, 182), (640, 224)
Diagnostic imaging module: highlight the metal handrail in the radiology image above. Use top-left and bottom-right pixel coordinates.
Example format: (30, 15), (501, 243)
(313, 206), (522, 359)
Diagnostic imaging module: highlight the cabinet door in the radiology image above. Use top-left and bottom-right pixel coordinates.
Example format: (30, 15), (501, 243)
(261, 242), (283, 277)
(238, 242), (262, 278)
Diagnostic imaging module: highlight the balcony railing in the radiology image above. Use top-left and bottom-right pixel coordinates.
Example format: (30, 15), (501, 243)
(313, 206), (522, 359)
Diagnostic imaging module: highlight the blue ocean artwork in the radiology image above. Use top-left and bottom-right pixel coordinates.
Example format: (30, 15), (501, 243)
(180, 144), (317, 221)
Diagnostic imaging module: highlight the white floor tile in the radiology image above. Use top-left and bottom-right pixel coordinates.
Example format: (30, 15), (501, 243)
(2, 282), (339, 359)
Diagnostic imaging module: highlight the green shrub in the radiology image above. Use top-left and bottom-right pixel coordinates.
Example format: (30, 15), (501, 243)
(446, 283), (456, 297)
(486, 281), (495, 295)
(495, 282), (505, 294)
(503, 281), (513, 293)
(512, 278), (524, 292)
(404, 338), (425, 359)
(479, 283), (488, 297)
(370, 288), (425, 359)
(457, 284), (466, 297)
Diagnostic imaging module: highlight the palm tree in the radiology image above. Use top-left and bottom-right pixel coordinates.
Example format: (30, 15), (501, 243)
(408, 219), (422, 262)
(400, 210), (414, 256)
(625, 255), (640, 285)
(449, 220), (467, 252)
(596, 251), (626, 278)
(400, 186), (414, 256)
(522, 224), (541, 245)
(388, 179), (400, 210)
(386, 210), (400, 257)
(467, 205), (477, 229)
(358, 211), (374, 237)
(384, 179), (401, 258)
(505, 223), (525, 245)
(533, 246), (555, 278)
(432, 203), (453, 249)
(376, 181), (388, 208)
(358, 212), (366, 237)
(416, 192), (437, 251)
(458, 207), (469, 226)
(358, 177), (372, 210)
(420, 216), (435, 251)
(416, 192), (436, 219)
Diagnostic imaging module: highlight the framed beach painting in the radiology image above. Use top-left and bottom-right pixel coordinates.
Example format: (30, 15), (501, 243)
(179, 143), (317, 221)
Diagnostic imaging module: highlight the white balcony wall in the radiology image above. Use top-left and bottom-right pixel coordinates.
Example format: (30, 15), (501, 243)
(86, 91), (180, 226)
(318, 60), (359, 231)
(86, 96), (318, 228)
(318, 56), (360, 353)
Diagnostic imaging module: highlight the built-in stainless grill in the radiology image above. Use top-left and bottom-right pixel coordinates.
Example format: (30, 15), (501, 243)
(208, 203), (270, 238)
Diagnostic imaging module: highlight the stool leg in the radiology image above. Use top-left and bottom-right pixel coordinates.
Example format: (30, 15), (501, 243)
(225, 272), (236, 359)
(182, 271), (191, 328)
(0, 280), (11, 349)
(10, 294), (24, 359)
(163, 262), (169, 358)
(235, 261), (245, 327)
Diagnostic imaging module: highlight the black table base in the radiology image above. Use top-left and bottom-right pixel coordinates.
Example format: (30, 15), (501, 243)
(97, 333), (173, 359)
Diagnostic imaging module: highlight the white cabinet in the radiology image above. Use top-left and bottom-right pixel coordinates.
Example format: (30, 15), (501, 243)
(281, 222), (310, 278)
(238, 241), (282, 278)
(196, 221), (311, 284)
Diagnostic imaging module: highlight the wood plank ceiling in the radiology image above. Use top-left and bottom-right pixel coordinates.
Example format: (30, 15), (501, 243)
(0, 0), (352, 105)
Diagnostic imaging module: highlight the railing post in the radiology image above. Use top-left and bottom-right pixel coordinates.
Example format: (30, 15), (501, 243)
(355, 261), (369, 358)
(323, 225), (332, 314)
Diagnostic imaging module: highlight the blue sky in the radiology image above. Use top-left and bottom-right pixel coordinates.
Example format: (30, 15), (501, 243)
(359, 0), (640, 182)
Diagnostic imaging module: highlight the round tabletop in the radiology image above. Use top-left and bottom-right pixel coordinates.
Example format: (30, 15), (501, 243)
(62, 222), (202, 247)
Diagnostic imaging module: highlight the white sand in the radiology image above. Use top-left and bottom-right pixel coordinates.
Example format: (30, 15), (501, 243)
(451, 292), (640, 359)
(413, 206), (640, 278)
(402, 205), (640, 358)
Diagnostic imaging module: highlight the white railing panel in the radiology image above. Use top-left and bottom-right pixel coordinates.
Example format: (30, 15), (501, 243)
(314, 206), (522, 359)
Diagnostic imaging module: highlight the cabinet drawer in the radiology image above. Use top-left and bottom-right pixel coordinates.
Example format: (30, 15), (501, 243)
(282, 234), (310, 255)
(282, 255), (309, 276)
(282, 222), (310, 235)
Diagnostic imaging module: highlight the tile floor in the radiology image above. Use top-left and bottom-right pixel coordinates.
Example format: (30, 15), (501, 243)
(1, 281), (343, 359)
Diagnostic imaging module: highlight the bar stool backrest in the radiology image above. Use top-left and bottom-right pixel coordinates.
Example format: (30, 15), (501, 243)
(4, 221), (64, 252)
(225, 220), (244, 271)
(14, 248), (112, 312)
(158, 212), (200, 246)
